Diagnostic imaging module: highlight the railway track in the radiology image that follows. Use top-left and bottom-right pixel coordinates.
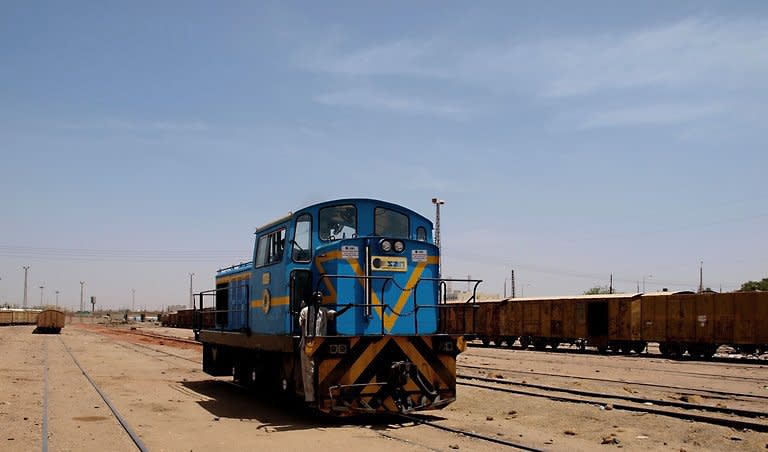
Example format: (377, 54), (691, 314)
(45, 336), (149, 452)
(93, 329), (544, 451)
(457, 373), (768, 433)
(467, 342), (768, 365)
(458, 363), (768, 403)
(396, 413), (543, 451)
(466, 348), (768, 383)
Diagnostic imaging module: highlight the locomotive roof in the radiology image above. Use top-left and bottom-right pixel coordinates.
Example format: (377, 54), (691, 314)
(255, 198), (432, 233)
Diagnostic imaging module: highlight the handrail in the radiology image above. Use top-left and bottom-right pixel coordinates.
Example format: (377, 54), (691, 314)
(193, 274), (483, 338)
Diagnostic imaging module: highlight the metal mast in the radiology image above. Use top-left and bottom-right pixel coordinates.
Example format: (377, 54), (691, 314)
(189, 273), (195, 308)
(79, 281), (85, 312)
(23, 266), (30, 309)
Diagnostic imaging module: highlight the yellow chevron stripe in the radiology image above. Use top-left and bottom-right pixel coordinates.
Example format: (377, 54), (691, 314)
(315, 251), (341, 304)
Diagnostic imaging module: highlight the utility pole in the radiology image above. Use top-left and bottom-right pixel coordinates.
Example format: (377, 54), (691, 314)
(132, 288), (136, 312)
(55, 290), (59, 306)
(23, 266), (30, 309)
(80, 281), (85, 312)
(39, 286), (44, 306)
(609, 274), (613, 294)
(511, 269), (516, 298)
(698, 261), (704, 293)
(503, 279), (506, 298)
(189, 273), (195, 308)
(431, 198), (445, 300)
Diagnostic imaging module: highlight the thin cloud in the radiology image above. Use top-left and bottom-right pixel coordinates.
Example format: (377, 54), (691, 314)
(305, 18), (768, 98)
(578, 103), (726, 129)
(58, 120), (210, 132)
(314, 88), (469, 118)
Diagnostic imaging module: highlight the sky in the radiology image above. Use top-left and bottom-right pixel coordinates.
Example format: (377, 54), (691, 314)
(1, 1), (766, 311)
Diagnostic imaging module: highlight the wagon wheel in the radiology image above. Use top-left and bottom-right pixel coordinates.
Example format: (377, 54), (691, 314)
(549, 341), (560, 350)
(481, 337), (491, 346)
(504, 336), (517, 348)
(519, 336), (531, 349)
(533, 339), (547, 350)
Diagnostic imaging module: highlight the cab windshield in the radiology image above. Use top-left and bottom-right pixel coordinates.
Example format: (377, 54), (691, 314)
(319, 205), (358, 241)
(374, 207), (409, 238)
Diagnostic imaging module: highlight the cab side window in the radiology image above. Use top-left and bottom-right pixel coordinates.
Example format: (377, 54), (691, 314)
(292, 214), (312, 262)
(255, 228), (286, 267)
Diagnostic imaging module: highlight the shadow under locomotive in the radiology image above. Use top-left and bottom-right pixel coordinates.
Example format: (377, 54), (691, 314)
(180, 379), (447, 431)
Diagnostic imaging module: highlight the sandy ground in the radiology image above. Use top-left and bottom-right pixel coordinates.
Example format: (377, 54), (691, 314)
(1, 322), (767, 451)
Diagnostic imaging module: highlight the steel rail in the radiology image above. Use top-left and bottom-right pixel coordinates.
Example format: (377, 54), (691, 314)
(467, 342), (768, 366)
(458, 376), (768, 433)
(458, 363), (768, 401)
(221, 374), (542, 451)
(113, 338), (202, 364)
(458, 373), (767, 418)
(58, 337), (149, 452)
(42, 338), (49, 452)
(396, 413), (544, 451)
(466, 348), (768, 382)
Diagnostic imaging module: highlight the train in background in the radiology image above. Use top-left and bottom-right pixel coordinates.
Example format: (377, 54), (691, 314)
(443, 291), (768, 358)
(0, 309), (41, 326)
(35, 309), (65, 334)
(192, 198), (479, 415)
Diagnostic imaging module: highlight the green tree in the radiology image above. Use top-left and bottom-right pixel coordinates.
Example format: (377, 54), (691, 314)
(584, 286), (612, 295)
(739, 277), (768, 291)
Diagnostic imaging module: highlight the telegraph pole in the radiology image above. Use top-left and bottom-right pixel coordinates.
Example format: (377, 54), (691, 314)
(698, 261), (704, 293)
(132, 288), (136, 312)
(189, 273), (195, 308)
(511, 269), (516, 298)
(431, 198), (445, 301)
(79, 281), (85, 312)
(39, 286), (44, 306)
(55, 290), (59, 306)
(23, 266), (30, 309)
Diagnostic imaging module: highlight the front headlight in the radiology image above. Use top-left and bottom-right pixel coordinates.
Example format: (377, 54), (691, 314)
(380, 240), (392, 252)
(393, 240), (405, 253)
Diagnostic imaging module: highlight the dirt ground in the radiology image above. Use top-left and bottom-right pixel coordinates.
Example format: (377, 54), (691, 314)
(1, 322), (766, 451)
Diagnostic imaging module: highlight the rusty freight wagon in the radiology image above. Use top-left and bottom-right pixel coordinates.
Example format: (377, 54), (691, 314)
(35, 309), (65, 333)
(641, 291), (768, 358)
(0, 309), (40, 326)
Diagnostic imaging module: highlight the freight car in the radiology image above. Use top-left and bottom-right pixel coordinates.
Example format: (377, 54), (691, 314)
(195, 198), (479, 415)
(443, 291), (768, 359)
(35, 309), (65, 334)
(443, 293), (647, 353)
(0, 309), (40, 326)
(160, 308), (214, 329)
(642, 291), (768, 358)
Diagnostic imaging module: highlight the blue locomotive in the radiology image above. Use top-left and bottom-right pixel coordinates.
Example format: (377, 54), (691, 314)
(195, 198), (479, 415)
